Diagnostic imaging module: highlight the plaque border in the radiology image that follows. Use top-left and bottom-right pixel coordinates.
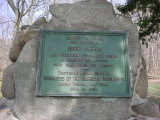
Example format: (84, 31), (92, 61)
(36, 29), (131, 97)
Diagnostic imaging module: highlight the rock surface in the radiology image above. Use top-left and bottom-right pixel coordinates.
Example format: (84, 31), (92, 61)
(23, 29), (39, 43)
(0, 97), (7, 109)
(128, 116), (160, 120)
(9, 31), (25, 62)
(1, 64), (15, 99)
(29, 17), (47, 30)
(0, 97), (15, 109)
(132, 102), (160, 118)
(132, 56), (148, 106)
(135, 67), (148, 99)
(21, 25), (30, 31)
(11, 0), (141, 120)
(0, 108), (19, 120)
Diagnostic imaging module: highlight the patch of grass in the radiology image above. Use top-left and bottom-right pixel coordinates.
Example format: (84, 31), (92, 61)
(148, 81), (160, 105)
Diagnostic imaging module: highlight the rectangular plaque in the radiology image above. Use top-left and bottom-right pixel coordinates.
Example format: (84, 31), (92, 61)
(36, 30), (131, 97)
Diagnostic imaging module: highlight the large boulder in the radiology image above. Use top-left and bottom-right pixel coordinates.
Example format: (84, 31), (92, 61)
(21, 25), (30, 31)
(1, 64), (15, 99)
(132, 102), (160, 118)
(23, 29), (39, 43)
(29, 17), (47, 30)
(12, 0), (141, 120)
(9, 31), (25, 62)
(135, 67), (148, 99)
(0, 97), (15, 110)
(0, 97), (7, 109)
(132, 56), (148, 106)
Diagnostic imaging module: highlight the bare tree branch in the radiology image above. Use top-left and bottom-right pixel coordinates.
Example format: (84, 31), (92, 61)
(16, 0), (20, 8)
(0, 21), (14, 24)
(7, 0), (16, 14)
(22, 0), (35, 16)
(21, 0), (25, 15)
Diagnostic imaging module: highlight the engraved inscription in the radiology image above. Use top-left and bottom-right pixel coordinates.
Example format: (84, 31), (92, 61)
(47, 35), (124, 93)
(37, 31), (130, 97)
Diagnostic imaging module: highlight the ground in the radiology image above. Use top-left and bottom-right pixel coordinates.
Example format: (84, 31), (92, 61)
(148, 78), (160, 110)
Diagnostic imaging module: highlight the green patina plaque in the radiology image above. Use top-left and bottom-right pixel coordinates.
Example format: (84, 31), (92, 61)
(36, 30), (131, 97)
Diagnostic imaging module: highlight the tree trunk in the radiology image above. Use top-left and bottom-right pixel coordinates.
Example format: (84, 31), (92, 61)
(149, 43), (152, 74)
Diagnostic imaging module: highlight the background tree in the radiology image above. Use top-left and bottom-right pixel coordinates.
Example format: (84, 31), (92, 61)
(117, 0), (160, 46)
(7, 0), (41, 40)
(0, 0), (53, 73)
(118, 0), (160, 76)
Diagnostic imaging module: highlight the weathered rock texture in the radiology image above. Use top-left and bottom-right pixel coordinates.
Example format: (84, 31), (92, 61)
(132, 102), (160, 118)
(11, 0), (142, 120)
(8, 17), (47, 63)
(1, 64), (15, 99)
(132, 55), (148, 106)
(29, 17), (47, 30)
(0, 108), (19, 120)
(0, 97), (15, 110)
(21, 25), (30, 31)
(128, 116), (160, 120)
(9, 31), (25, 62)
(23, 29), (39, 43)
